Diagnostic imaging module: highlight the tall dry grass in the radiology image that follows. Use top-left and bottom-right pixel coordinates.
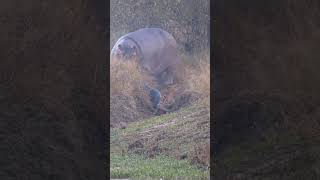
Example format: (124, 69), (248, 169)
(110, 51), (211, 108)
(185, 51), (210, 106)
(111, 59), (141, 96)
(110, 59), (156, 98)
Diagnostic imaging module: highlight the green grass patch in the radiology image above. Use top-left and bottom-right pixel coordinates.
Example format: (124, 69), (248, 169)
(110, 153), (209, 180)
(110, 102), (210, 179)
(118, 102), (203, 136)
(121, 112), (178, 135)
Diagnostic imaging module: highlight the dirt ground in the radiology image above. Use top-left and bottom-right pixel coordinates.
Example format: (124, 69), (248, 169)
(110, 87), (202, 128)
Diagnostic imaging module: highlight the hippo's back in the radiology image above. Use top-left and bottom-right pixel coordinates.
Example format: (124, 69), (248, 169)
(126, 28), (177, 50)
(123, 28), (180, 75)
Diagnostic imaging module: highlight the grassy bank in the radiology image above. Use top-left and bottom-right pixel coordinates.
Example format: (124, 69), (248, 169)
(110, 153), (209, 180)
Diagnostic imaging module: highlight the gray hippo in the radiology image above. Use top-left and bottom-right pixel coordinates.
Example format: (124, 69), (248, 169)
(111, 28), (183, 88)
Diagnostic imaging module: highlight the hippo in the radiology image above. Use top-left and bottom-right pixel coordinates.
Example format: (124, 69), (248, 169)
(111, 28), (183, 88)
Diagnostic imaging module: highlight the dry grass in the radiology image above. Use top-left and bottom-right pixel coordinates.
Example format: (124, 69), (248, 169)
(110, 59), (154, 97)
(110, 51), (211, 111)
(110, 50), (210, 100)
(189, 142), (210, 168)
(185, 52), (210, 106)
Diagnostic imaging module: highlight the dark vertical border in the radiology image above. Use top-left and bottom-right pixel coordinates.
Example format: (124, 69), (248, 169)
(106, 0), (110, 179)
(103, 0), (110, 178)
(88, 0), (110, 178)
(210, 0), (216, 178)
(90, 0), (110, 178)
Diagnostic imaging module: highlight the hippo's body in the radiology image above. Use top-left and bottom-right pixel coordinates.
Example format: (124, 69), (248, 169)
(111, 28), (183, 87)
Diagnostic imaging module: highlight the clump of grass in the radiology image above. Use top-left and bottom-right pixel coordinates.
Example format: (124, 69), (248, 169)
(110, 153), (209, 180)
(188, 142), (210, 168)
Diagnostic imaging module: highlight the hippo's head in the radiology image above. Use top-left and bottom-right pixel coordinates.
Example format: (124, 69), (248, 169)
(111, 38), (139, 61)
